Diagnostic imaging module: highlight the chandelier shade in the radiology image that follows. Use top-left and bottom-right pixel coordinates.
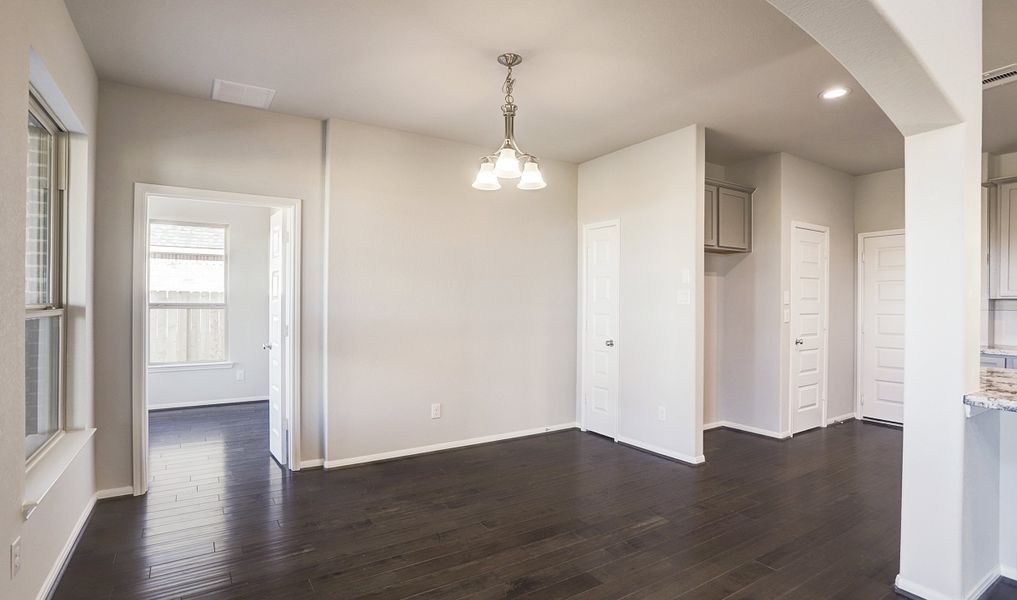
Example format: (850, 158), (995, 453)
(472, 53), (546, 191)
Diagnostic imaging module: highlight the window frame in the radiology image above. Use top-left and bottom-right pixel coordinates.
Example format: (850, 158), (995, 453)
(25, 90), (68, 465)
(147, 219), (230, 366)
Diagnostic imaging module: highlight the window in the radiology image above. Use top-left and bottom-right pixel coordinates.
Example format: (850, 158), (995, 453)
(25, 93), (66, 460)
(148, 222), (228, 364)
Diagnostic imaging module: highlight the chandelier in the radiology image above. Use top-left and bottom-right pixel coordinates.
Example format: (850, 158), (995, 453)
(472, 53), (546, 191)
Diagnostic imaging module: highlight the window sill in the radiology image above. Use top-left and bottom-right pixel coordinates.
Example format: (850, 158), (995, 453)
(148, 361), (234, 373)
(23, 428), (96, 520)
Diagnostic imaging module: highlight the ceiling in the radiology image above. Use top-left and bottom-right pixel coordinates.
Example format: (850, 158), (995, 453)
(984, 0), (1017, 156)
(64, 0), (905, 174)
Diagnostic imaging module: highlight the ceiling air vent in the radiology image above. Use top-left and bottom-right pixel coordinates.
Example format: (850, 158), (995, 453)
(211, 79), (276, 109)
(983, 64), (1017, 90)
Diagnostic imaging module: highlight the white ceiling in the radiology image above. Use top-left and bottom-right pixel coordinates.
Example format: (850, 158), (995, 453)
(64, 0), (905, 174)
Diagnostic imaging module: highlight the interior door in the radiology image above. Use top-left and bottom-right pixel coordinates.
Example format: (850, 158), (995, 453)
(790, 224), (828, 434)
(267, 210), (287, 466)
(583, 223), (619, 438)
(860, 233), (905, 424)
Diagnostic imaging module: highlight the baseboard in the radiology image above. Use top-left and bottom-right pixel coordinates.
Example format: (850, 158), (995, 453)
(95, 486), (134, 500)
(615, 435), (705, 465)
(704, 420), (790, 440)
(324, 422), (579, 469)
(298, 458), (324, 470)
(895, 568), (1002, 600)
(147, 396), (268, 411)
(37, 493), (97, 600)
(827, 412), (857, 425)
(1001, 565), (1017, 581)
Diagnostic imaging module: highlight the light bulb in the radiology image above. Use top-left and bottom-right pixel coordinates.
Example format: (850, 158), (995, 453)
(493, 148), (522, 179)
(517, 160), (546, 190)
(472, 161), (501, 190)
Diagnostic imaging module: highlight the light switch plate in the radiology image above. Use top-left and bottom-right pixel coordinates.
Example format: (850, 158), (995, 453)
(430, 403), (441, 419)
(783, 308), (791, 323)
(11, 536), (21, 579)
(677, 290), (691, 305)
(783, 290), (791, 305)
(681, 269), (691, 284)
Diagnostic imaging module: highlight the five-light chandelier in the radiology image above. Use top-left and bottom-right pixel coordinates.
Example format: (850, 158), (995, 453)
(472, 53), (546, 191)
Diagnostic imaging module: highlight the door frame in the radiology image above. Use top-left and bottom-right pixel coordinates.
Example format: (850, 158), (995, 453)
(132, 183), (303, 496)
(787, 221), (831, 435)
(855, 229), (905, 421)
(578, 219), (620, 438)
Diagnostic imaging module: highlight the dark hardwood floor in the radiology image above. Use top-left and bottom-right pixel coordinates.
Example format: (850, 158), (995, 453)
(52, 403), (1013, 600)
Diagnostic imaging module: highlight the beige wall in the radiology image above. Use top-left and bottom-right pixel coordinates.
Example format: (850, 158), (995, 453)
(854, 167), (904, 233)
(0, 1), (99, 599)
(707, 153), (784, 433)
(93, 82), (325, 487)
(579, 125), (705, 462)
(323, 118), (579, 462)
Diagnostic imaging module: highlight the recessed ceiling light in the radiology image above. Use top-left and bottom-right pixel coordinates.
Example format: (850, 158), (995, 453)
(820, 86), (851, 100)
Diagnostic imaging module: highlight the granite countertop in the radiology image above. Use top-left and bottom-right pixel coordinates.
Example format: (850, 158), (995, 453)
(964, 368), (1017, 413)
(982, 345), (1017, 357)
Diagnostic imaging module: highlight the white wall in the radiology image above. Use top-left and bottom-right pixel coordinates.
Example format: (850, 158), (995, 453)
(780, 154), (856, 426)
(854, 168), (904, 234)
(578, 124), (705, 463)
(706, 154), (784, 434)
(0, 1), (100, 599)
(147, 198), (271, 408)
(323, 118), (579, 464)
(94, 82), (325, 486)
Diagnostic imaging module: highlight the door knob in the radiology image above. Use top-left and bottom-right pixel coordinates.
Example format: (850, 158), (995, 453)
(262, 343), (273, 350)
(794, 337), (804, 346)
(605, 339), (615, 347)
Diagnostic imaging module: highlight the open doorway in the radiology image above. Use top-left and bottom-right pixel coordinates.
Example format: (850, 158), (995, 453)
(131, 184), (301, 496)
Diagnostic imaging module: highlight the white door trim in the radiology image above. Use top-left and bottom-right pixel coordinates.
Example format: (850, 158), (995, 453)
(788, 221), (830, 435)
(855, 228), (905, 421)
(132, 183), (303, 496)
(578, 219), (620, 437)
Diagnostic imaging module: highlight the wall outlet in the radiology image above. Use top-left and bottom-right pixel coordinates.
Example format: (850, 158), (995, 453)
(657, 406), (666, 421)
(430, 403), (441, 419)
(235, 369), (245, 382)
(11, 536), (21, 579)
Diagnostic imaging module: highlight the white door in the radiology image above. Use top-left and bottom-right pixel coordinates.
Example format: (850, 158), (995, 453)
(583, 222), (620, 438)
(267, 210), (287, 465)
(860, 233), (905, 423)
(790, 224), (829, 434)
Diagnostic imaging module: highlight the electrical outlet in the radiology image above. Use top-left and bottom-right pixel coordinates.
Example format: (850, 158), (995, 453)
(430, 403), (441, 419)
(235, 369), (245, 382)
(11, 536), (21, 579)
(658, 406), (666, 421)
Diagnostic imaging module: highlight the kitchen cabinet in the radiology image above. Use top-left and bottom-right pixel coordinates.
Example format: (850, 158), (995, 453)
(705, 178), (753, 253)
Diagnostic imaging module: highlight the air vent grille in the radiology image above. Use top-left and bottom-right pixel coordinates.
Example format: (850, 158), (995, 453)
(983, 64), (1017, 90)
(211, 79), (276, 109)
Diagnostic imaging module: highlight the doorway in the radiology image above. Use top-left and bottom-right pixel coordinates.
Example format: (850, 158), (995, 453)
(857, 230), (905, 425)
(132, 183), (302, 496)
(580, 221), (620, 439)
(789, 222), (830, 434)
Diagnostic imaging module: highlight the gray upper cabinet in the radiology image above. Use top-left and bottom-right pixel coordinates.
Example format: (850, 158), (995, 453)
(705, 184), (718, 247)
(990, 181), (1017, 298)
(705, 178), (753, 253)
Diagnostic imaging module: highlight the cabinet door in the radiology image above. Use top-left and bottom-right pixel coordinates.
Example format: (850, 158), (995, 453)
(982, 354), (1007, 369)
(997, 183), (1017, 298)
(718, 187), (750, 250)
(705, 185), (718, 248)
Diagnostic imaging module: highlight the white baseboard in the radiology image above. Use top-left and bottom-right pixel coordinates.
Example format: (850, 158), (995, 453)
(147, 396), (268, 411)
(95, 486), (134, 500)
(827, 412), (858, 425)
(37, 493), (96, 600)
(1001, 564), (1017, 581)
(298, 458), (324, 469)
(704, 420), (790, 440)
(895, 568), (1001, 600)
(615, 435), (705, 465)
(324, 422), (579, 469)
